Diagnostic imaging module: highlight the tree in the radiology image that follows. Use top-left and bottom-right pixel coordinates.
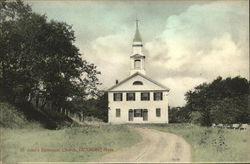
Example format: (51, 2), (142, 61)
(184, 76), (249, 126)
(0, 0), (100, 112)
(169, 106), (191, 123)
(95, 92), (108, 122)
(70, 92), (108, 122)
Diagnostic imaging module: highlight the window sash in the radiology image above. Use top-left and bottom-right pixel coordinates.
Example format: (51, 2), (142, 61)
(116, 109), (121, 117)
(141, 92), (150, 101)
(114, 93), (122, 101)
(156, 108), (161, 117)
(154, 92), (163, 101)
(126, 93), (135, 101)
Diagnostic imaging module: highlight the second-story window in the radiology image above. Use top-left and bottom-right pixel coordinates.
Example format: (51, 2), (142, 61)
(126, 92), (135, 101)
(113, 93), (122, 101)
(154, 92), (163, 101)
(141, 92), (150, 101)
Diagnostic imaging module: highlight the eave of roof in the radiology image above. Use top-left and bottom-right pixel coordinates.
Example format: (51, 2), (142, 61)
(130, 54), (145, 58)
(107, 72), (170, 91)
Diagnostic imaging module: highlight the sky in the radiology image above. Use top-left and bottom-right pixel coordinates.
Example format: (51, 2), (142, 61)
(29, 0), (249, 106)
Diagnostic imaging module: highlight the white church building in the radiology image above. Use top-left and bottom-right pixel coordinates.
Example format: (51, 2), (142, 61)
(107, 21), (170, 124)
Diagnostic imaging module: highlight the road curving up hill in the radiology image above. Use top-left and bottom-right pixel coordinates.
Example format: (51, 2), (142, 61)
(94, 127), (192, 163)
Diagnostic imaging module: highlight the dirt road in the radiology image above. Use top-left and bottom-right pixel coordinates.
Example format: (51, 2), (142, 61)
(94, 127), (192, 163)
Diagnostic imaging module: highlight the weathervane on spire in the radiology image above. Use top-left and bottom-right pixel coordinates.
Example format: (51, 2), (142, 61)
(136, 18), (139, 30)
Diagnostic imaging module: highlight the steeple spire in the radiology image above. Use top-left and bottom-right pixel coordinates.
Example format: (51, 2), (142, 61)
(130, 19), (146, 76)
(136, 19), (139, 28)
(133, 19), (142, 43)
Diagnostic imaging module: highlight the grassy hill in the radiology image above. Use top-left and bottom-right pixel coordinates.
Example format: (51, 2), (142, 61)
(0, 102), (37, 128)
(0, 102), (141, 162)
(1, 125), (140, 162)
(0, 102), (75, 129)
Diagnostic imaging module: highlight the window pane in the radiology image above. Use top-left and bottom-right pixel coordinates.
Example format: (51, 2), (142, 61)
(114, 93), (122, 101)
(116, 109), (121, 117)
(134, 60), (141, 69)
(134, 109), (142, 117)
(141, 92), (150, 101)
(126, 93), (135, 101)
(154, 92), (163, 101)
(156, 108), (161, 117)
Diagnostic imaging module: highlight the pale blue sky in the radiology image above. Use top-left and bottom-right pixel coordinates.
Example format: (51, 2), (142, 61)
(29, 0), (249, 106)
(30, 1), (198, 42)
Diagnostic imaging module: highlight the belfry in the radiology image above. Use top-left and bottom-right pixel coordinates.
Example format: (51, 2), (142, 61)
(130, 20), (146, 75)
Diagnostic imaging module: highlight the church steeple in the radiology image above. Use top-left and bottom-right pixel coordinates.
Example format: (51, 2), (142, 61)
(130, 19), (146, 76)
(133, 19), (142, 43)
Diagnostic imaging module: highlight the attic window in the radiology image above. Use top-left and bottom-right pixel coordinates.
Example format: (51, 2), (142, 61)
(133, 81), (143, 85)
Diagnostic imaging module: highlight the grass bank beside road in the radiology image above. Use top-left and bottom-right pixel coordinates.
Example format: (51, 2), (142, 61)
(146, 124), (250, 162)
(1, 125), (140, 162)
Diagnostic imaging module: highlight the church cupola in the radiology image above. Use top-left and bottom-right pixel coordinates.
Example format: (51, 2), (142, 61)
(130, 19), (146, 76)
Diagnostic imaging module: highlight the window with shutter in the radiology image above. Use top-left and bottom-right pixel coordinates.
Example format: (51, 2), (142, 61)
(126, 92), (135, 101)
(154, 92), (163, 101)
(114, 93), (122, 101)
(141, 92), (150, 101)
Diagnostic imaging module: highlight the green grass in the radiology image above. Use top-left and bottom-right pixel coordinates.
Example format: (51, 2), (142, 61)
(0, 102), (140, 162)
(0, 101), (79, 129)
(146, 124), (250, 162)
(1, 125), (141, 163)
(0, 102), (41, 129)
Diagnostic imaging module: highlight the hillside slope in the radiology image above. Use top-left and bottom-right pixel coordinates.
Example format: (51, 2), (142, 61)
(0, 102), (75, 129)
(0, 102), (36, 128)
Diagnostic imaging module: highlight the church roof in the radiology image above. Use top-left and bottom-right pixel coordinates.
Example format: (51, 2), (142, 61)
(133, 20), (142, 42)
(107, 72), (170, 91)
